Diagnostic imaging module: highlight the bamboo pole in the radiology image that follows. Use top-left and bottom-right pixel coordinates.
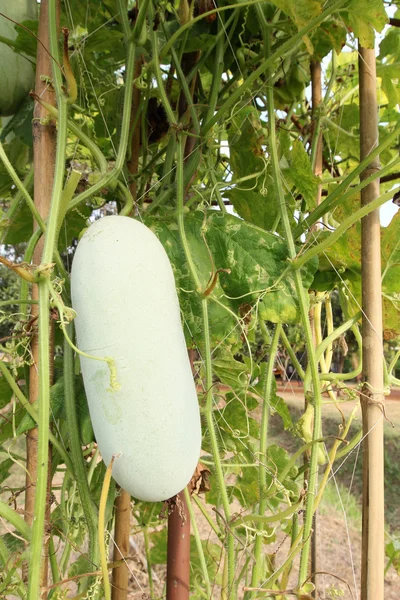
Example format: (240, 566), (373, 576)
(309, 59), (323, 599)
(111, 489), (131, 600)
(24, 0), (57, 594)
(358, 45), (385, 600)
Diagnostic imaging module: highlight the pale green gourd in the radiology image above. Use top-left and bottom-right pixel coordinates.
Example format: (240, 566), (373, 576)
(71, 216), (202, 502)
(0, 0), (37, 116)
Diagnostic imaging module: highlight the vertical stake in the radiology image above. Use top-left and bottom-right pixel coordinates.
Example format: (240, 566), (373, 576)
(112, 489), (131, 600)
(309, 58), (323, 598)
(167, 491), (190, 600)
(359, 44), (385, 600)
(25, 0), (57, 594)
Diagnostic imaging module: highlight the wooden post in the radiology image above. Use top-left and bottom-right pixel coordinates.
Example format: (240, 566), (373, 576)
(25, 0), (57, 593)
(358, 44), (385, 600)
(166, 491), (190, 600)
(166, 351), (195, 600)
(309, 59), (323, 598)
(112, 489), (131, 600)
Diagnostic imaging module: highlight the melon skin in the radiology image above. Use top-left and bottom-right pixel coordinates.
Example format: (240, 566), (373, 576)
(71, 216), (202, 502)
(0, 0), (37, 116)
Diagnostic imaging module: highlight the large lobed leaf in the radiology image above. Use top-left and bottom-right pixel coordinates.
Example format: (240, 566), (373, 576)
(146, 210), (318, 347)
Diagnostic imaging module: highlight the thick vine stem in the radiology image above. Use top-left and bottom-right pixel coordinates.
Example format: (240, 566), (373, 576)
(202, 0), (346, 135)
(0, 168), (34, 244)
(30, 94), (107, 175)
(293, 121), (400, 238)
(27, 282), (52, 600)
(258, 14), (323, 590)
(176, 134), (235, 596)
(248, 323), (281, 597)
(183, 488), (212, 598)
(63, 326), (99, 574)
(0, 361), (73, 471)
(292, 189), (393, 269)
(0, 144), (44, 230)
(67, 37), (136, 211)
(0, 500), (31, 541)
(27, 1), (68, 597)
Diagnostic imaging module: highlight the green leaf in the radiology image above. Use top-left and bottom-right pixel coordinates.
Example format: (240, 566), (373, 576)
(265, 444), (299, 504)
(1, 533), (25, 555)
(270, 393), (293, 431)
(344, 0), (388, 48)
(0, 375), (13, 410)
(11, 20), (38, 57)
(0, 458), (13, 485)
(149, 527), (168, 563)
(227, 105), (266, 185)
(0, 98), (33, 146)
(2, 201), (33, 244)
(386, 536), (400, 574)
(146, 211), (318, 348)
(150, 528), (222, 584)
(379, 28), (400, 60)
(381, 212), (400, 338)
(269, 0), (323, 53)
(310, 19), (347, 60)
(225, 185), (279, 232)
(217, 393), (259, 441)
(282, 140), (320, 210)
(17, 378), (65, 435)
(213, 355), (252, 392)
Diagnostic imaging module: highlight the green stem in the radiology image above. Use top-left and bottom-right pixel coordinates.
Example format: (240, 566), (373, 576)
(324, 50), (337, 103)
(0, 500), (31, 540)
(47, 536), (60, 597)
(0, 534), (9, 565)
(248, 323), (281, 596)
(293, 126), (400, 238)
(316, 313), (361, 364)
(192, 495), (221, 537)
(64, 325), (99, 570)
(324, 295), (334, 371)
(33, 99), (107, 175)
(118, 181), (134, 216)
(28, 1), (67, 595)
(27, 283), (51, 600)
(261, 20), (323, 589)
(184, 488), (212, 598)
(175, 133), (235, 595)
(0, 168), (34, 244)
(0, 299), (37, 307)
(280, 328), (305, 380)
(118, 0), (131, 39)
(143, 527), (154, 599)
(388, 348), (400, 376)
(232, 500), (303, 528)
(334, 428), (362, 461)
(0, 143), (45, 231)
(68, 39), (136, 211)
(149, 11), (176, 126)
(203, 297), (236, 596)
(176, 135), (202, 291)
(131, 0), (151, 42)
(202, 0), (347, 135)
(204, 22), (224, 125)
(292, 190), (393, 270)
(0, 361), (73, 471)
(169, 43), (201, 135)
(320, 325), (362, 382)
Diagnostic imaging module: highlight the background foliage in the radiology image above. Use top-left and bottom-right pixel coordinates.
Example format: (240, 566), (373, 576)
(0, 0), (400, 598)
